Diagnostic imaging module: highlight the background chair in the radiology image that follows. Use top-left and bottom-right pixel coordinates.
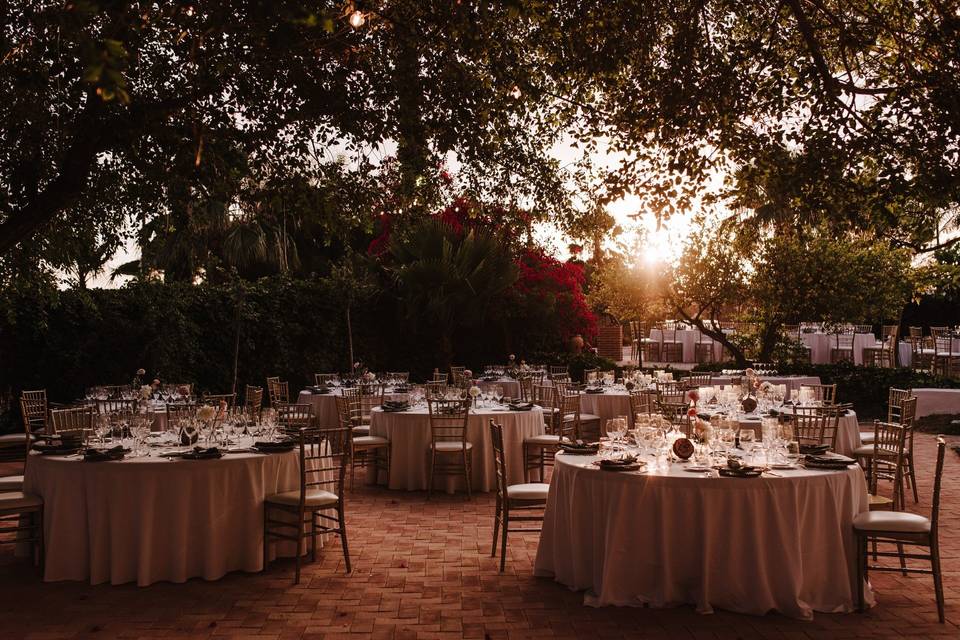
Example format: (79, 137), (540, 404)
(427, 399), (472, 499)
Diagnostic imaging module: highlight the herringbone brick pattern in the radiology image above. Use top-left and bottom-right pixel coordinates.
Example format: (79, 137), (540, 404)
(0, 432), (957, 639)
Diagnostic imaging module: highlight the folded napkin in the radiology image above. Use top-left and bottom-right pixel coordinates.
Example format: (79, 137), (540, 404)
(805, 453), (855, 466)
(83, 445), (127, 462)
(508, 402), (534, 411)
(309, 386), (331, 394)
(597, 455), (642, 471)
(559, 441), (599, 455)
(181, 446), (223, 460)
(254, 439), (297, 453)
(718, 467), (763, 478)
(799, 443), (830, 456)
(381, 400), (410, 413)
(33, 442), (81, 455)
(584, 388), (604, 394)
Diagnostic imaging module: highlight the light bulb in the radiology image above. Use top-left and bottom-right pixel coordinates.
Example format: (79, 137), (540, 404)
(349, 10), (365, 28)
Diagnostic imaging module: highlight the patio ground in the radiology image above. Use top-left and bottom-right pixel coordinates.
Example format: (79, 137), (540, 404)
(1, 431), (957, 639)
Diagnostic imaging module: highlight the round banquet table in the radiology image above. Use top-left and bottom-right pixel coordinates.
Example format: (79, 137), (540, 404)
(800, 332), (875, 365)
(709, 375), (821, 394)
(649, 328), (724, 363)
(534, 452), (871, 619)
(735, 407), (861, 457)
(579, 390), (634, 424)
(476, 378), (521, 401)
(298, 388), (408, 428)
(22, 447), (308, 586)
(368, 405), (544, 492)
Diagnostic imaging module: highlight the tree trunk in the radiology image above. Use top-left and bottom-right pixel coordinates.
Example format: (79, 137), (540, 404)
(677, 310), (749, 368)
(231, 286), (244, 396)
(346, 304), (355, 370)
(757, 320), (782, 362)
(393, 33), (430, 211)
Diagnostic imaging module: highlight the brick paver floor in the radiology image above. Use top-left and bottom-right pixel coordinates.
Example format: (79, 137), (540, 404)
(1, 431), (957, 639)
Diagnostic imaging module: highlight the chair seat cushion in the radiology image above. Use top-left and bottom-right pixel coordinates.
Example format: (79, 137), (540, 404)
(352, 425), (370, 436)
(354, 435), (389, 446)
(852, 444), (874, 457)
(431, 441), (473, 452)
(0, 491), (42, 511)
(506, 482), (550, 501)
(859, 432), (875, 444)
(266, 489), (339, 508)
(0, 434), (30, 445)
(0, 475), (24, 492)
(523, 434), (568, 446)
(854, 509), (930, 534)
(569, 413), (601, 424)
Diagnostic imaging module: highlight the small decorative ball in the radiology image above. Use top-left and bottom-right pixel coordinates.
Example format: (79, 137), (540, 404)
(672, 437), (695, 460)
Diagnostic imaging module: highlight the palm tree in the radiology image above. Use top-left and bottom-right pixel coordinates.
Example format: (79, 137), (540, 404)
(389, 220), (518, 368)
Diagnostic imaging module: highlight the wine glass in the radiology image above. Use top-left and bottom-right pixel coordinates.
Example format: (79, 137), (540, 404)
(739, 427), (756, 460)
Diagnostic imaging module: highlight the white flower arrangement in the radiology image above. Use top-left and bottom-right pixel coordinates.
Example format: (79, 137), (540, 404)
(468, 385), (481, 398)
(140, 384), (152, 399)
(197, 404), (217, 422)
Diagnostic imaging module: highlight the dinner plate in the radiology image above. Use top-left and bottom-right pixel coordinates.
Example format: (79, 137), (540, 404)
(684, 465), (712, 472)
(771, 463), (797, 470)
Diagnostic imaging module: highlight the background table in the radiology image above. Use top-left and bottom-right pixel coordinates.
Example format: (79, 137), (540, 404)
(736, 407), (861, 456)
(800, 332), (875, 365)
(709, 375), (821, 394)
(476, 378), (521, 400)
(911, 388), (960, 419)
(298, 388), (408, 428)
(898, 339), (960, 368)
(23, 448), (306, 586)
(535, 453), (870, 618)
(649, 328), (724, 363)
(368, 406), (543, 492)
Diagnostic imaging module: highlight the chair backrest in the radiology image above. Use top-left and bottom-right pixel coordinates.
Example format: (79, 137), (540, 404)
(531, 383), (555, 427)
(20, 390), (48, 433)
(680, 373), (713, 389)
(425, 381), (448, 400)
(819, 403), (849, 449)
(931, 436), (946, 534)
(799, 383), (837, 404)
(295, 426), (348, 509)
(432, 371), (449, 383)
(788, 406), (831, 447)
(427, 399), (468, 445)
(628, 389), (653, 428)
(95, 398), (137, 415)
(50, 406), (95, 442)
(870, 420), (907, 509)
(886, 388), (912, 423)
(853, 324), (873, 335)
(245, 385), (263, 419)
(881, 324), (899, 342)
(930, 326), (949, 338)
(549, 365), (569, 379)
(314, 373), (339, 386)
(835, 332), (854, 348)
(908, 326), (923, 338)
(277, 403), (314, 435)
(553, 388), (580, 440)
(489, 420), (509, 500)
(166, 402), (198, 426)
(203, 392), (236, 409)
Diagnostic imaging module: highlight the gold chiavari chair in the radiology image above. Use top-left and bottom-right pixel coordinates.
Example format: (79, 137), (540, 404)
(933, 334), (960, 378)
(166, 402), (198, 433)
(549, 365), (569, 380)
(341, 384), (384, 436)
(432, 371), (450, 384)
(854, 324), (873, 335)
(450, 366), (467, 386)
(427, 398), (472, 499)
(660, 325), (683, 363)
(799, 383), (837, 405)
(95, 398), (137, 415)
(263, 426), (351, 584)
(202, 392), (236, 409)
(335, 395), (390, 489)
(314, 373), (339, 386)
(1, 393), (45, 467)
(424, 381), (448, 400)
(863, 325), (899, 368)
(830, 330), (855, 364)
(628, 388), (654, 429)
(20, 390), (48, 434)
(638, 321), (660, 363)
(788, 406), (831, 449)
(521, 385), (575, 483)
(855, 436), (946, 623)
(680, 373), (713, 389)
(0, 489), (43, 572)
(656, 380), (687, 424)
(694, 329), (715, 363)
(490, 420), (548, 572)
(244, 385), (263, 421)
(50, 406), (95, 444)
(515, 374), (533, 402)
(277, 403), (314, 436)
(554, 387), (585, 442)
(267, 378), (289, 408)
(628, 320), (640, 362)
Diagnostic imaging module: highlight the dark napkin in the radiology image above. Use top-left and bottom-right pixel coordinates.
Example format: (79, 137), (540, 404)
(799, 443), (830, 456)
(181, 446), (223, 460)
(382, 400), (410, 413)
(719, 467), (763, 478)
(33, 442), (81, 456)
(598, 455), (642, 471)
(559, 440), (599, 455)
(254, 439), (297, 453)
(83, 445), (127, 462)
(584, 388), (604, 394)
(805, 453), (856, 466)
(507, 402), (534, 411)
(309, 386), (332, 394)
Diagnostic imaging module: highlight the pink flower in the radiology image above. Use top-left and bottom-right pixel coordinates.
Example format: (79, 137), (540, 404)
(687, 407), (698, 418)
(687, 389), (700, 403)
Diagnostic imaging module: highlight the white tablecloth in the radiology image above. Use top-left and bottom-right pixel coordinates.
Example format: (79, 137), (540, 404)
(476, 378), (521, 400)
(898, 339), (960, 368)
(649, 329), (724, 363)
(800, 332), (875, 365)
(534, 453), (870, 618)
(912, 388), (960, 419)
(368, 406), (544, 492)
(298, 389), (407, 428)
(23, 448), (305, 585)
(737, 408), (861, 457)
(579, 391), (633, 424)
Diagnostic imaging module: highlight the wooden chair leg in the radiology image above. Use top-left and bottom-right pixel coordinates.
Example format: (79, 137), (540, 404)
(908, 453), (919, 503)
(464, 451), (472, 500)
(499, 510), (509, 573)
(262, 505), (270, 571)
(932, 538), (945, 623)
(897, 542), (907, 576)
(427, 449), (435, 500)
(491, 500), (501, 557)
(339, 503), (352, 574)
(310, 513), (317, 563)
(523, 444), (531, 483)
(856, 534), (865, 613)
(294, 508), (304, 585)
